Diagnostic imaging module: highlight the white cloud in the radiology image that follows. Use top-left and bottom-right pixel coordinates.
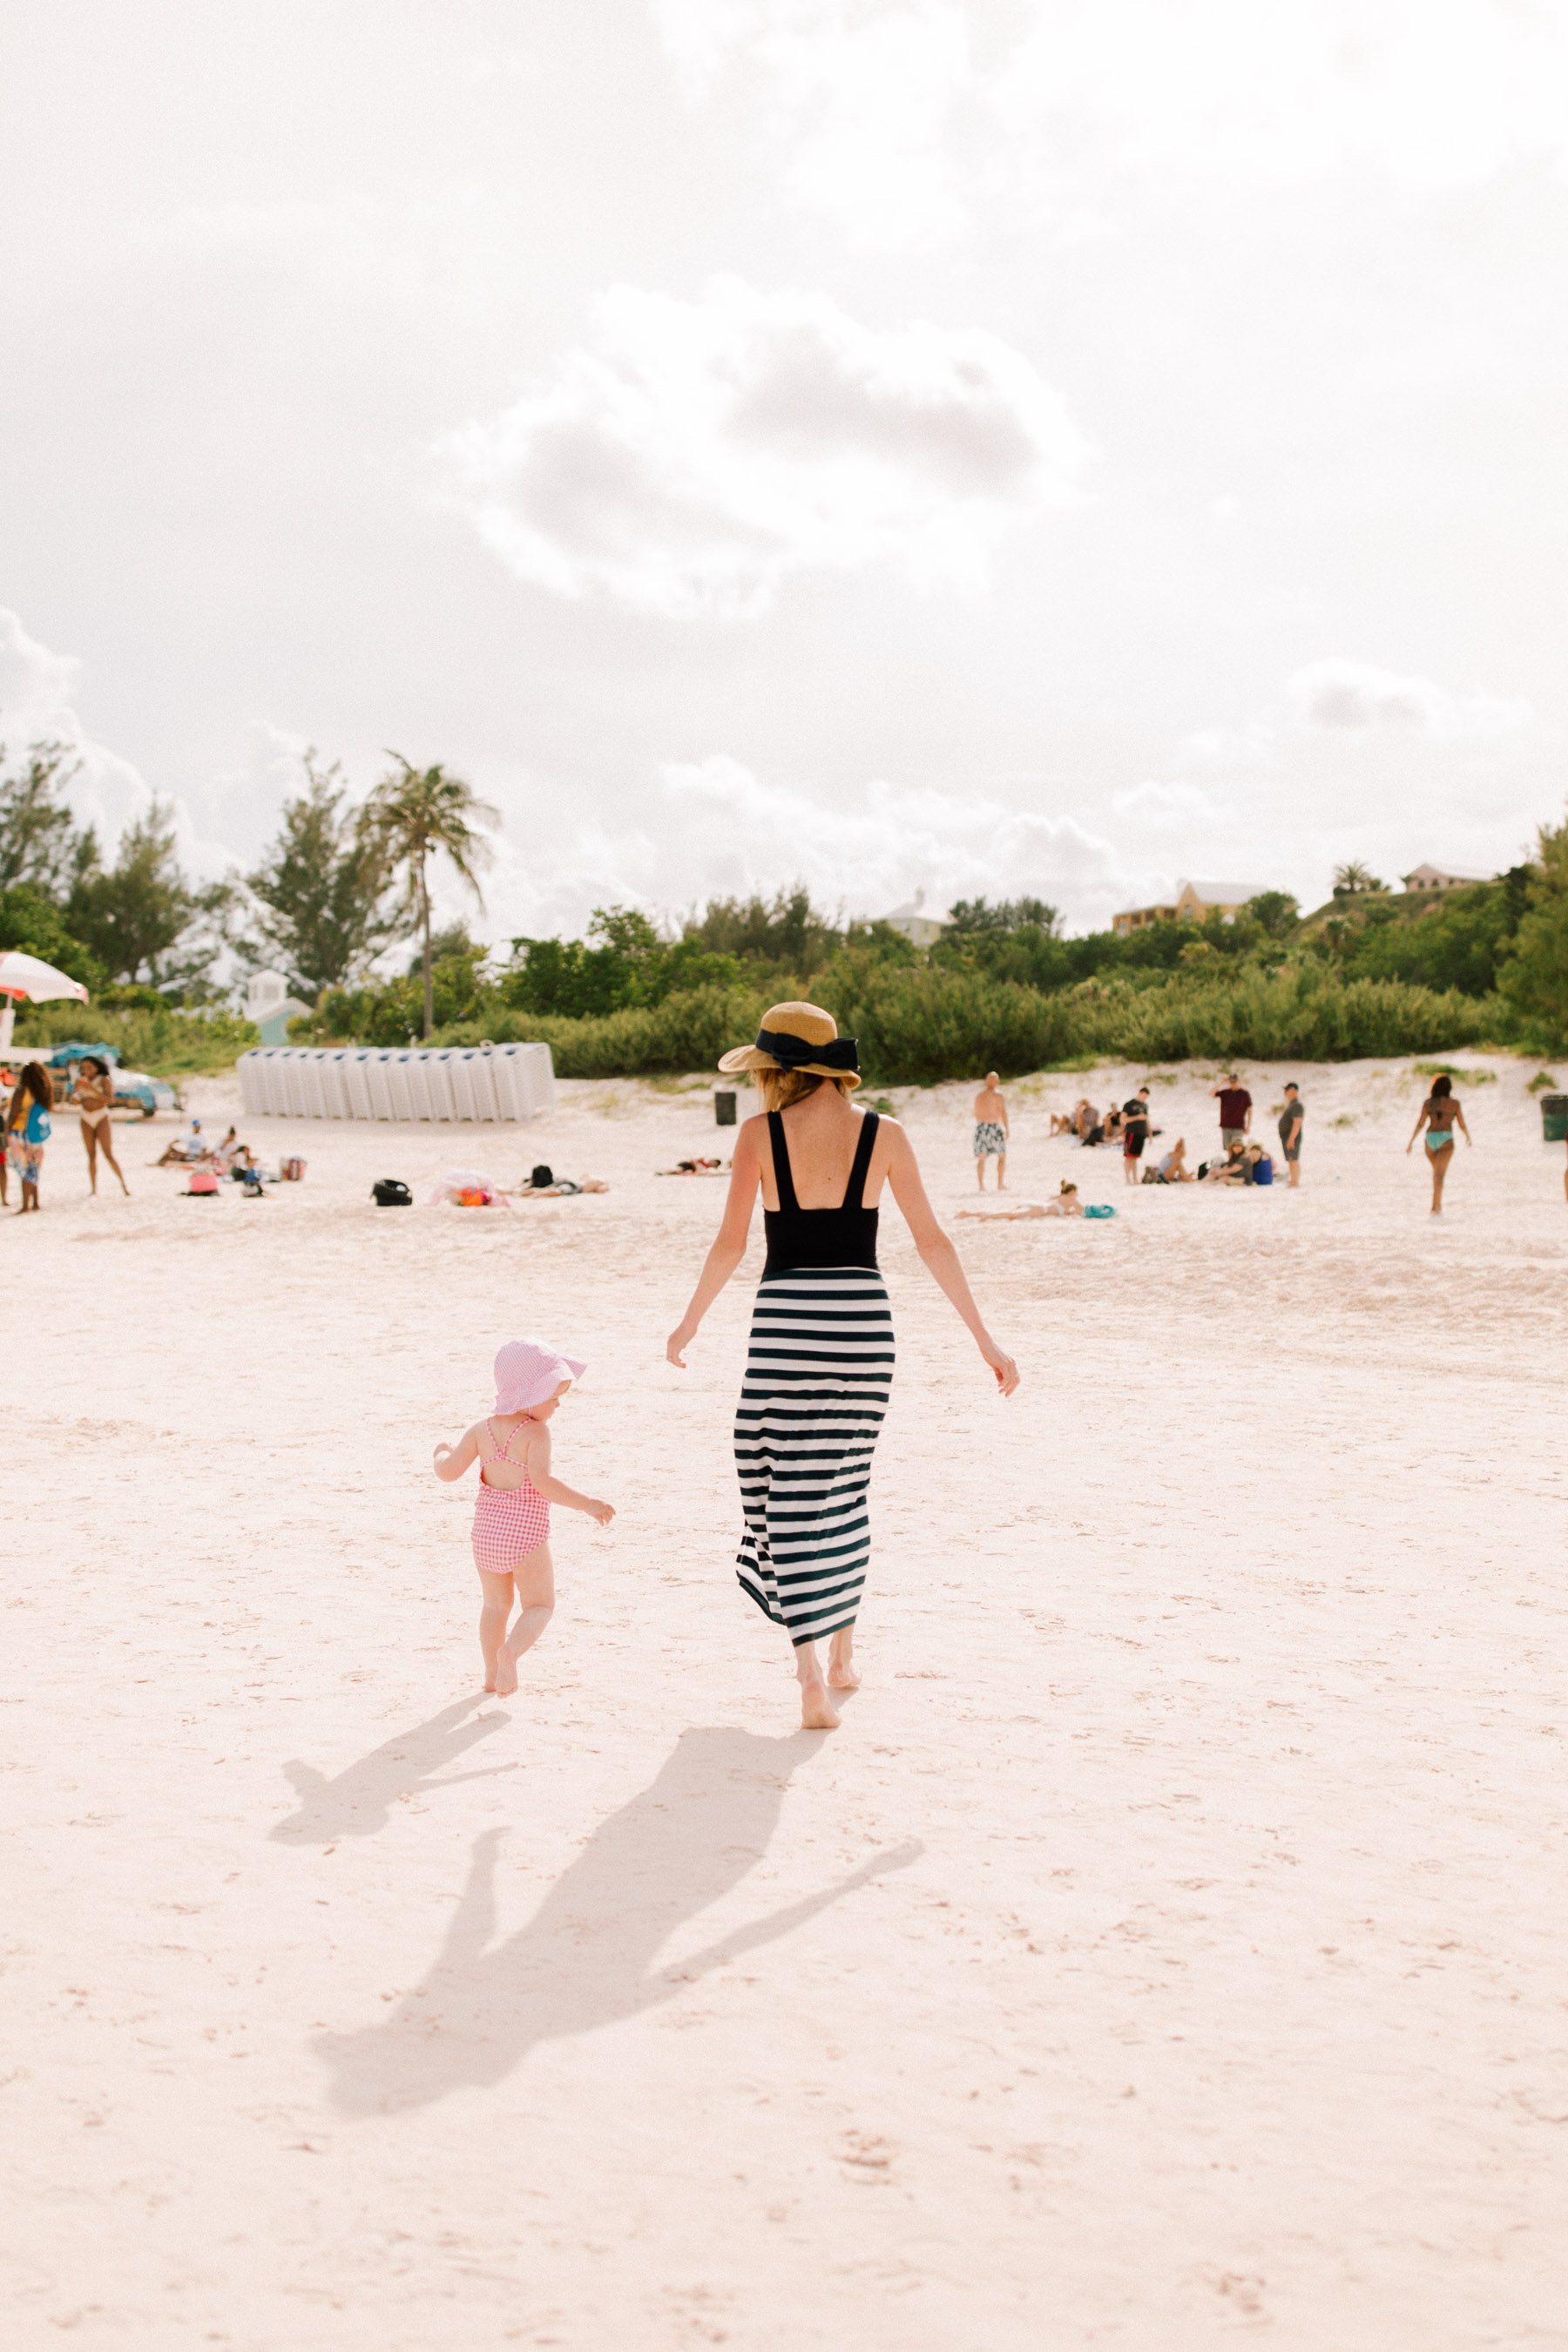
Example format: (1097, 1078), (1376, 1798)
(1285, 658), (1533, 739)
(0, 608), (151, 853)
(653, 1), (1568, 255)
(1112, 778), (1230, 827)
(652, 3), (971, 248)
(476, 751), (1153, 942)
(0, 609), (238, 883)
(998, 0), (1568, 190)
(439, 275), (1084, 618)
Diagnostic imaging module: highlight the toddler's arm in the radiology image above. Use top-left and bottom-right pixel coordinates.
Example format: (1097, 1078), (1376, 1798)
(433, 1422), (482, 1482)
(524, 1423), (615, 1526)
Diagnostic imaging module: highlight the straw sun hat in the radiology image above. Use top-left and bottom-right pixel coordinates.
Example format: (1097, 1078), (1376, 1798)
(718, 1001), (861, 1089)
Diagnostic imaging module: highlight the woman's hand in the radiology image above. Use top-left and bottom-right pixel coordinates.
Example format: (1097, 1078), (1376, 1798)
(666, 1321), (696, 1368)
(1405, 1140), (1414, 1154)
(979, 1334), (1019, 1396)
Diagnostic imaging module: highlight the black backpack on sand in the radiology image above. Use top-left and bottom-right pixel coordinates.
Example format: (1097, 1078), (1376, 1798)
(372, 1178), (413, 1206)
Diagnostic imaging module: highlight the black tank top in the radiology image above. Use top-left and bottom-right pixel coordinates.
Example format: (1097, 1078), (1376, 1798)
(763, 1111), (880, 1276)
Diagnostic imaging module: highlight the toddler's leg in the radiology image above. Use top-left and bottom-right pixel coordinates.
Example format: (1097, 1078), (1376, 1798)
(494, 1542), (555, 1695)
(477, 1570), (514, 1692)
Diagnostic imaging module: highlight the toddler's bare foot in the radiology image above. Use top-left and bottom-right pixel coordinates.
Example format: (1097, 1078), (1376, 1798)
(800, 1677), (840, 1730)
(483, 1664), (497, 1693)
(495, 1649), (519, 1697)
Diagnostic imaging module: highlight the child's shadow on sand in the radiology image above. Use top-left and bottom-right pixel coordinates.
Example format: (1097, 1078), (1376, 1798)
(319, 1723), (921, 2114)
(270, 1697), (514, 1845)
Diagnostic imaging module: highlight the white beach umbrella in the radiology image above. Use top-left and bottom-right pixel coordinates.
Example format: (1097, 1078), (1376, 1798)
(0, 949), (90, 1051)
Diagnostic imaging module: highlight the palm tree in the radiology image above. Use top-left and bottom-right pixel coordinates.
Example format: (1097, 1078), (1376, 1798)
(1332, 859), (1386, 897)
(360, 756), (499, 1037)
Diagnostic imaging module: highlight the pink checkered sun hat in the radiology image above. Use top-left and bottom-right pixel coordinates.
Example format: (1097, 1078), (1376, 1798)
(494, 1337), (587, 1416)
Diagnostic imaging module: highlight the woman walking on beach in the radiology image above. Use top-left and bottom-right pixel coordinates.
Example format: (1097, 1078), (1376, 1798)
(6, 1062), (54, 1213)
(75, 1058), (130, 1197)
(1406, 1072), (1470, 1213)
(667, 1003), (1019, 1733)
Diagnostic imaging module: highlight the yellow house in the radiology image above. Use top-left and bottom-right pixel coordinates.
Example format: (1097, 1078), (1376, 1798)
(1112, 879), (1272, 937)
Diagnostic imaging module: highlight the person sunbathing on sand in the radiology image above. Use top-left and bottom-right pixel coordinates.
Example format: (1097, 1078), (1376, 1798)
(434, 1339), (614, 1697)
(959, 1179), (1085, 1220)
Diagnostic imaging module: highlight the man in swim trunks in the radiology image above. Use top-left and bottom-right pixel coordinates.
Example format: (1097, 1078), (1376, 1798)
(973, 1071), (1009, 1190)
(1277, 1083), (1303, 1187)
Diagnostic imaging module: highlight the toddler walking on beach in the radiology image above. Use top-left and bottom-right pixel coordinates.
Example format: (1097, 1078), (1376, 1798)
(434, 1339), (614, 1695)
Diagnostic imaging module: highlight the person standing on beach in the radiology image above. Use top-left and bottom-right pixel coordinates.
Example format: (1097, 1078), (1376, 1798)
(1209, 1072), (1252, 1151)
(75, 1058), (130, 1197)
(667, 1003), (1018, 1733)
(1122, 1086), (1151, 1185)
(1277, 1084), (1303, 1188)
(1406, 1072), (1470, 1213)
(972, 1071), (1009, 1189)
(6, 1062), (54, 1213)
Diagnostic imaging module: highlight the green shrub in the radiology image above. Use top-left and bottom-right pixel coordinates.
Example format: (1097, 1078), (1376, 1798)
(13, 999), (260, 1076)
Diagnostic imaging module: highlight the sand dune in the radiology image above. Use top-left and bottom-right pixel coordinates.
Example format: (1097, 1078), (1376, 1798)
(6, 1056), (1567, 2348)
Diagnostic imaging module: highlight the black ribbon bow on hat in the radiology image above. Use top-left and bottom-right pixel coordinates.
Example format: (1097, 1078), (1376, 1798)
(755, 1025), (860, 1072)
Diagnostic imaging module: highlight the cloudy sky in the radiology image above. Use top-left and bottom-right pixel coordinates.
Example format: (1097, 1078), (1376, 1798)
(3, 0), (1565, 944)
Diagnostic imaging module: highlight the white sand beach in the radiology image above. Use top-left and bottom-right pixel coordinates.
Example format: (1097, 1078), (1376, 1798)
(6, 1056), (1567, 2349)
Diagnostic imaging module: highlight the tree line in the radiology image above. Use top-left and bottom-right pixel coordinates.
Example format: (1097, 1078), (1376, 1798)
(4, 723), (1565, 1055)
(0, 738), (495, 1038)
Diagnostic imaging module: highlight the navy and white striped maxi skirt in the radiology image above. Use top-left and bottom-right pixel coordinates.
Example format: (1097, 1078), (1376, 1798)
(734, 1265), (895, 1646)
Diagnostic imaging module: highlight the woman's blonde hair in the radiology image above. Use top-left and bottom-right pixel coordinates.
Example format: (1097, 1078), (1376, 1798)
(755, 1069), (855, 1115)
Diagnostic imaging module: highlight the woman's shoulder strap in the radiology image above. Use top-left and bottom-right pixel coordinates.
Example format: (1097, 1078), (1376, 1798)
(766, 1110), (799, 1211)
(844, 1110), (880, 1210)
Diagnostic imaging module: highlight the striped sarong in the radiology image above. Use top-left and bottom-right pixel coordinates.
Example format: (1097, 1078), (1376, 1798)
(734, 1265), (895, 1646)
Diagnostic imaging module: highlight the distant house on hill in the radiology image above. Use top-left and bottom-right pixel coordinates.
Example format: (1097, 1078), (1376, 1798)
(1401, 862), (1495, 893)
(1112, 878), (1272, 937)
(246, 968), (313, 1047)
(882, 890), (949, 950)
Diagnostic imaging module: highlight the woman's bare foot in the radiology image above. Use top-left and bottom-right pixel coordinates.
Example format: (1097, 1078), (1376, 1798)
(827, 1629), (861, 1689)
(800, 1677), (840, 1730)
(494, 1649), (519, 1697)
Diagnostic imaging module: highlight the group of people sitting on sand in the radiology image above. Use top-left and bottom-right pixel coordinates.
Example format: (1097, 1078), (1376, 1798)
(154, 1119), (265, 1181)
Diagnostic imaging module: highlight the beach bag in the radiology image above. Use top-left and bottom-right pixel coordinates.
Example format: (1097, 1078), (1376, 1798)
(281, 1157), (306, 1181)
(186, 1167), (220, 1195)
(1253, 1155), (1274, 1186)
(530, 1163), (553, 1188)
(372, 1179), (413, 1206)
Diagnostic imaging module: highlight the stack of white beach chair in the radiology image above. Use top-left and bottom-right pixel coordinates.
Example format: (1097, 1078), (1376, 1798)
(236, 1042), (555, 1123)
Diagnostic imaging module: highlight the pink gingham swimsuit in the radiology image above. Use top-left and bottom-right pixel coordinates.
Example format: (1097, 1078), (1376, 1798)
(472, 1416), (551, 1573)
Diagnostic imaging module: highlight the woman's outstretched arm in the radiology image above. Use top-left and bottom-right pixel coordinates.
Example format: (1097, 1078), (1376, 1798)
(1405, 1105), (1429, 1152)
(883, 1123), (1018, 1395)
(666, 1120), (762, 1367)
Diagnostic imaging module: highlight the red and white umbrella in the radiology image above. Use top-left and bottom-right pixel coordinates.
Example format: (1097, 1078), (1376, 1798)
(0, 950), (89, 1051)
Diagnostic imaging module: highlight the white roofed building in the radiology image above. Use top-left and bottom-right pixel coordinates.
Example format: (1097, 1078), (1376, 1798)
(1401, 862), (1495, 893)
(882, 890), (950, 950)
(246, 969), (314, 1048)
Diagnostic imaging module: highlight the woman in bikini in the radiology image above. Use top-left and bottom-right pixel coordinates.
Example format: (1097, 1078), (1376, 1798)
(1405, 1071), (1470, 1213)
(74, 1058), (130, 1197)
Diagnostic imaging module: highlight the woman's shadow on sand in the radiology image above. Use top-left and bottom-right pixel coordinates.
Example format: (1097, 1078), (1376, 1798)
(270, 1697), (515, 1845)
(319, 1723), (920, 2115)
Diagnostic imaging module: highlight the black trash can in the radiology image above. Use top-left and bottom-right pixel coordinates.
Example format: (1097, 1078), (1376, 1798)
(1541, 1092), (1568, 1143)
(715, 1090), (737, 1127)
